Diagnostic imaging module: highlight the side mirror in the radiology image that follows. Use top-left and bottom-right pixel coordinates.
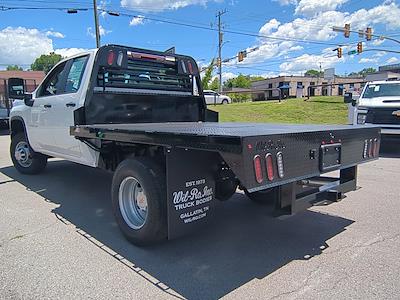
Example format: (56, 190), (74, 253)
(344, 92), (353, 103)
(23, 93), (34, 107)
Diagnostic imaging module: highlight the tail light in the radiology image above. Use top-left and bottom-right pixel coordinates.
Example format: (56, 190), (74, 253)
(187, 61), (194, 74)
(373, 138), (379, 157)
(116, 51), (124, 66)
(253, 155), (263, 183)
(363, 139), (368, 158)
(127, 51), (176, 64)
(368, 139), (373, 158)
(276, 152), (284, 178)
(107, 50), (115, 66)
(265, 153), (274, 181)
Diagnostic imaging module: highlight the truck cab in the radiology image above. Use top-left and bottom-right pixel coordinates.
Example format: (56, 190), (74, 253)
(10, 45), (206, 167)
(10, 50), (99, 166)
(351, 80), (400, 137)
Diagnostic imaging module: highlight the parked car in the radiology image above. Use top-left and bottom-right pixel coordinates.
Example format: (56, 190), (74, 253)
(0, 102), (9, 128)
(203, 90), (231, 104)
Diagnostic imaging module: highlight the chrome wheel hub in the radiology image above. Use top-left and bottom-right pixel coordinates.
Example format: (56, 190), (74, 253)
(14, 141), (32, 168)
(118, 177), (148, 229)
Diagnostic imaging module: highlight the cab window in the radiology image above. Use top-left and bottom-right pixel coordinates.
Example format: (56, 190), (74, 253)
(37, 62), (67, 97)
(65, 56), (88, 93)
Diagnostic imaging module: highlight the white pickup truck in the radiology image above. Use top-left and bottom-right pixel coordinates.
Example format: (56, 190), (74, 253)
(347, 80), (400, 138)
(10, 45), (380, 246)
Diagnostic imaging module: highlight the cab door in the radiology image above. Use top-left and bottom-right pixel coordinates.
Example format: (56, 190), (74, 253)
(28, 61), (68, 153)
(51, 55), (89, 159)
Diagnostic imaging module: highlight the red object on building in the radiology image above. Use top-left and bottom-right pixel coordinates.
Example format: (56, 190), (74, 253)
(0, 71), (45, 96)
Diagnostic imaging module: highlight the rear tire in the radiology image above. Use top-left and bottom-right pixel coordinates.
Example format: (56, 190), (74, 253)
(215, 179), (237, 201)
(245, 187), (277, 204)
(10, 132), (47, 174)
(111, 157), (167, 246)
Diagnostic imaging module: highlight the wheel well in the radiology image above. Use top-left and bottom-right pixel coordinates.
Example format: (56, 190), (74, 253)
(98, 142), (166, 172)
(10, 119), (25, 138)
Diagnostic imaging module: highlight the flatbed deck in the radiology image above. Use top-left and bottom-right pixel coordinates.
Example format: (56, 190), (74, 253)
(71, 122), (379, 153)
(73, 122), (376, 137)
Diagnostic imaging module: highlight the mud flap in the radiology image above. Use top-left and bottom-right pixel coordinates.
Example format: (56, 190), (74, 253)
(166, 148), (217, 239)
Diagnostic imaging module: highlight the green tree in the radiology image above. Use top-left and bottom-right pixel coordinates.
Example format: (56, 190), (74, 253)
(6, 65), (23, 71)
(201, 59), (215, 90)
(223, 74), (252, 102)
(250, 76), (265, 82)
(305, 69), (323, 77)
(358, 67), (376, 76)
(223, 74), (252, 89)
(31, 52), (63, 74)
(347, 67), (376, 77)
(209, 77), (219, 91)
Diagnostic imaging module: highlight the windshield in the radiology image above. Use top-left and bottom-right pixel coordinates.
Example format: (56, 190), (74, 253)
(362, 83), (400, 98)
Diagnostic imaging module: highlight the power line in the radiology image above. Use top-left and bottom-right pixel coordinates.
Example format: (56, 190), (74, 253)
(0, 5), (353, 47)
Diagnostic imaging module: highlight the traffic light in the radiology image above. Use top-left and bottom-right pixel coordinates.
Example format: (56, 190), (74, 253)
(344, 24), (350, 38)
(216, 58), (221, 67)
(366, 27), (372, 41)
(337, 47), (343, 58)
(357, 42), (363, 54)
(238, 51), (247, 62)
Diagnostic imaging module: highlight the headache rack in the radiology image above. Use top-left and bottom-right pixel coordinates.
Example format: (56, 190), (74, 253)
(95, 47), (197, 95)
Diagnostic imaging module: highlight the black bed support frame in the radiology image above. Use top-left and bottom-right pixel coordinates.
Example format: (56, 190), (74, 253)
(274, 166), (358, 216)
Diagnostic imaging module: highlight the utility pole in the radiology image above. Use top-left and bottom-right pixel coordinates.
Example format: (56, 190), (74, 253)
(217, 10), (227, 94)
(93, 0), (100, 48)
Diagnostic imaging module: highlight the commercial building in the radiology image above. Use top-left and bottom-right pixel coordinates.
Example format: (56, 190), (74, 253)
(0, 70), (45, 99)
(365, 64), (400, 81)
(251, 75), (365, 100)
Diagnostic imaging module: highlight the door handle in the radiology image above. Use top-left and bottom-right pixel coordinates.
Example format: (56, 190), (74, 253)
(44, 104), (52, 108)
(66, 102), (76, 107)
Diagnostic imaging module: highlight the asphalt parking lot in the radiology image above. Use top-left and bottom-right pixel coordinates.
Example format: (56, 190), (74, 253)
(1, 130), (400, 300)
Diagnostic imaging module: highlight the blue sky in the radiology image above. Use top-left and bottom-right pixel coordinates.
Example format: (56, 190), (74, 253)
(1, 0), (400, 80)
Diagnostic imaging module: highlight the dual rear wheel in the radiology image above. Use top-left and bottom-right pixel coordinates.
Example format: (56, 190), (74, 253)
(111, 158), (167, 246)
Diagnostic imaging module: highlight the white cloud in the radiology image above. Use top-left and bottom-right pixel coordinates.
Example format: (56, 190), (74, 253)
(374, 51), (386, 58)
(54, 48), (90, 58)
(87, 25), (111, 38)
(232, 2), (400, 71)
(273, 0), (298, 5)
(99, 25), (111, 36)
(221, 72), (237, 82)
(372, 38), (385, 46)
(295, 0), (349, 17)
(279, 50), (341, 73)
(387, 57), (399, 64)
(129, 15), (145, 26)
(259, 19), (281, 35)
(120, 0), (220, 12)
(346, 3), (400, 30)
(46, 31), (65, 38)
(0, 27), (90, 68)
(359, 57), (379, 64)
(0, 27), (53, 66)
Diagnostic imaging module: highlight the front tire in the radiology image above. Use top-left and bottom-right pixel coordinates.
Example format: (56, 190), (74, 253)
(111, 158), (167, 246)
(10, 132), (47, 174)
(222, 99), (229, 105)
